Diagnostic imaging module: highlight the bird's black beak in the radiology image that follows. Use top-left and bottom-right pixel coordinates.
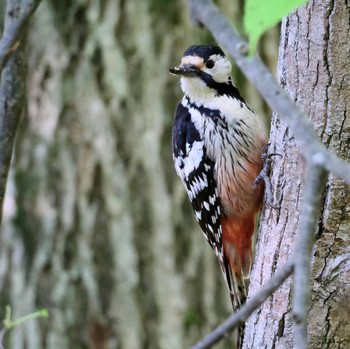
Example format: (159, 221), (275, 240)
(169, 64), (200, 77)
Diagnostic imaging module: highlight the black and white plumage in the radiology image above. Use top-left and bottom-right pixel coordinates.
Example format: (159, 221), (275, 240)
(172, 98), (223, 260)
(170, 44), (268, 324)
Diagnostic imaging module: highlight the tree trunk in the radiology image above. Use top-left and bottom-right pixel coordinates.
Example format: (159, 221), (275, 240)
(0, 1), (278, 349)
(244, 0), (350, 348)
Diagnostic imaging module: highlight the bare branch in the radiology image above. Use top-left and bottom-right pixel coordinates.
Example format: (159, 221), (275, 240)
(292, 165), (327, 349)
(189, 259), (294, 349)
(188, 0), (350, 184)
(0, 0), (42, 70)
(0, 0), (42, 224)
(0, 44), (25, 225)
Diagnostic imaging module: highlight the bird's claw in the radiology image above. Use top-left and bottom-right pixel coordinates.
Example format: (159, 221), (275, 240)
(260, 143), (282, 162)
(254, 144), (281, 209)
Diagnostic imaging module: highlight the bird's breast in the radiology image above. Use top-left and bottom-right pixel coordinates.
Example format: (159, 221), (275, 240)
(184, 94), (267, 216)
(206, 119), (266, 217)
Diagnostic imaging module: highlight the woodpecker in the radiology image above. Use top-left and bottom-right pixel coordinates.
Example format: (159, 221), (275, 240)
(170, 45), (268, 335)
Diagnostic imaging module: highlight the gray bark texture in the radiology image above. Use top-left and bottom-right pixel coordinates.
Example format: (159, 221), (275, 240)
(0, 1), (277, 349)
(244, 0), (350, 348)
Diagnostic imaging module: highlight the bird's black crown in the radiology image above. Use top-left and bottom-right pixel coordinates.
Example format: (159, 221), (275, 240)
(182, 45), (225, 61)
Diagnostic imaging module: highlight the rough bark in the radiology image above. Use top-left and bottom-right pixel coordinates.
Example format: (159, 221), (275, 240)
(244, 0), (350, 348)
(0, 1), (278, 349)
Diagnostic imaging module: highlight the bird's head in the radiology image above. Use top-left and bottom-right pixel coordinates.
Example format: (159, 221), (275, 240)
(169, 45), (233, 100)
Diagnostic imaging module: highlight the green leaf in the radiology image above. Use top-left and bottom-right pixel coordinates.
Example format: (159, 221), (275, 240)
(244, 0), (308, 54)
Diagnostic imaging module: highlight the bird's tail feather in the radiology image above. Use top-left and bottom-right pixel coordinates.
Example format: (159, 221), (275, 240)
(222, 258), (246, 349)
(223, 256), (247, 310)
(220, 215), (256, 348)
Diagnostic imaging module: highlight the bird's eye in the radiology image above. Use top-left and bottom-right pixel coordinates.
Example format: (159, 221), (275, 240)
(206, 60), (215, 69)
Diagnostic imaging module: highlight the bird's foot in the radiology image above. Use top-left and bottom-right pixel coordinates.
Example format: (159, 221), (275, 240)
(254, 144), (282, 209)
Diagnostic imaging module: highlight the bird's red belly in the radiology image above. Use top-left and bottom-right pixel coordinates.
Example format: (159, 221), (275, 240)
(219, 152), (265, 277)
(217, 153), (264, 217)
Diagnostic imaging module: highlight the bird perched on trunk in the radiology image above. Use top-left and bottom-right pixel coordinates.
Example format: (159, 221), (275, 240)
(170, 44), (269, 347)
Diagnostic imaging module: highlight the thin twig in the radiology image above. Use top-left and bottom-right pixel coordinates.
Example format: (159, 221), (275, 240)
(0, 306), (48, 349)
(292, 164), (327, 349)
(189, 259), (294, 349)
(188, 0), (350, 183)
(0, 0), (42, 70)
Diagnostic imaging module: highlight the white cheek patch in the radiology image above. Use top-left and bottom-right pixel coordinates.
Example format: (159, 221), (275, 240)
(205, 54), (232, 83)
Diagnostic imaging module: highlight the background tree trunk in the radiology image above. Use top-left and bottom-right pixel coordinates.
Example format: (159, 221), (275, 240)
(244, 0), (350, 348)
(0, 1), (278, 349)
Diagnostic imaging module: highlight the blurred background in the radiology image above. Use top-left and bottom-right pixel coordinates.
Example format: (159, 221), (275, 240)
(0, 1), (279, 348)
